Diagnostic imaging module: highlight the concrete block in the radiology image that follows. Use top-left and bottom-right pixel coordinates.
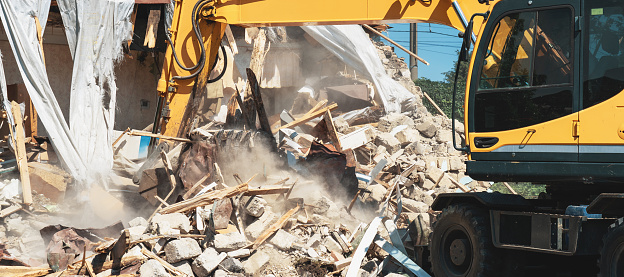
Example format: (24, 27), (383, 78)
(395, 128), (420, 146)
(214, 232), (248, 252)
(245, 211), (278, 240)
(375, 133), (401, 155)
(242, 250), (270, 274)
(367, 184), (387, 202)
(240, 196), (267, 218)
(438, 174), (454, 191)
(165, 238), (202, 263)
(129, 217), (148, 228)
(192, 248), (227, 277)
(436, 129), (454, 144)
(378, 113), (414, 132)
(323, 236), (343, 254)
(449, 157), (463, 171)
(126, 226), (146, 242)
(404, 141), (426, 156)
(333, 117), (350, 134)
(426, 167), (444, 183)
(416, 122), (437, 138)
(219, 256), (243, 272)
(402, 199), (429, 213)
(140, 259), (169, 277)
(150, 213), (191, 234)
(172, 260), (194, 277)
(227, 248), (251, 258)
(269, 229), (298, 251)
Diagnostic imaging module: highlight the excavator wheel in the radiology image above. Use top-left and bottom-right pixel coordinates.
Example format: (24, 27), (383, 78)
(599, 218), (624, 277)
(430, 204), (501, 277)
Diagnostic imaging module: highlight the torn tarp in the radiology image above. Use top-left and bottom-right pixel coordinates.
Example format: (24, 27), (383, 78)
(301, 25), (416, 114)
(0, 0), (87, 181)
(60, 0), (134, 186)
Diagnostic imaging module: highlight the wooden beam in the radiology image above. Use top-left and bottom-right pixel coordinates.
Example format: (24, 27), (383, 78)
(252, 205), (300, 249)
(272, 103), (338, 134)
(503, 182), (518, 195)
(447, 173), (470, 193)
(244, 187), (290, 196)
(247, 68), (272, 134)
(127, 130), (191, 143)
(362, 24), (428, 65)
(323, 110), (342, 152)
(10, 101), (32, 205)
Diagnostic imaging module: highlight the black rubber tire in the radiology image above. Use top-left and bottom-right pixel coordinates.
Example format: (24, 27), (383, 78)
(599, 218), (624, 277)
(430, 204), (501, 277)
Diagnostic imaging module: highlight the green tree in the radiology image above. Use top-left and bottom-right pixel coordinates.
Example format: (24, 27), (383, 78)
(415, 52), (469, 121)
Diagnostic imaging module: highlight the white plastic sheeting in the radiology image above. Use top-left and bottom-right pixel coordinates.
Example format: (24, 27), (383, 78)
(0, 0), (133, 186)
(301, 25), (416, 114)
(60, 0), (134, 185)
(0, 0), (87, 181)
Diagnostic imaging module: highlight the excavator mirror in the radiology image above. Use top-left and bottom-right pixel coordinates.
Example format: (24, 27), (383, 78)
(460, 20), (473, 62)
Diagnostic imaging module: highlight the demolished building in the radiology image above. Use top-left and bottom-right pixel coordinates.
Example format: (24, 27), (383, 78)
(0, 1), (488, 276)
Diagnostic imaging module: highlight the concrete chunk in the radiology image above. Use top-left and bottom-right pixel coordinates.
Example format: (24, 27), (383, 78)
(269, 229), (298, 251)
(165, 238), (202, 263)
(150, 213), (191, 234)
(129, 217), (148, 228)
(426, 167), (444, 183)
(140, 259), (169, 277)
(416, 121), (437, 138)
(367, 184), (387, 203)
(214, 232), (248, 252)
(240, 196), (266, 218)
(172, 260), (194, 277)
(245, 211), (278, 240)
(219, 256), (244, 273)
(402, 199), (429, 213)
(375, 133), (401, 155)
(378, 113), (415, 132)
(227, 248), (251, 258)
(242, 250), (270, 274)
(395, 128), (420, 146)
(192, 248), (227, 277)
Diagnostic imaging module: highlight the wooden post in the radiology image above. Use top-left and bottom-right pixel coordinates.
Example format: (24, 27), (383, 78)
(246, 68), (272, 134)
(322, 110), (342, 152)
(362, 24), (428, 65)
(10, 101), (32, 205)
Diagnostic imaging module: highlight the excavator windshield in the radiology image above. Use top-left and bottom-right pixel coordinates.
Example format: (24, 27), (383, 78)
(583, 0), (624, 108)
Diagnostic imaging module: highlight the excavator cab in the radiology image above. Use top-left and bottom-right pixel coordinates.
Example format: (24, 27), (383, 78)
(465, 0), (624, 185)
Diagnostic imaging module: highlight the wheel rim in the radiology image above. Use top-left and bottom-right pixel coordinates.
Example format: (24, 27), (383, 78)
(610, 241), (624, 276)
(439, 224), (474, 276)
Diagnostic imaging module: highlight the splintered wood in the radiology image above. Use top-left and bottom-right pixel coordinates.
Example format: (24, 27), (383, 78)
(10, 101), (32, 205)
(252, 205), (300, 249)
(159, 179), (252, 214)
(272, 103), (338, 134)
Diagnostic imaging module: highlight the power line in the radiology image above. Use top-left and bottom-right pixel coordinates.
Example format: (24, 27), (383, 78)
(386, 30), (460, 37)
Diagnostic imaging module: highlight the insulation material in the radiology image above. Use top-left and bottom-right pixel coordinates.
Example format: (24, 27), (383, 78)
(0, 0), (87, 181)
(301, 25), (416, 113)
(60, 0), (134, 185)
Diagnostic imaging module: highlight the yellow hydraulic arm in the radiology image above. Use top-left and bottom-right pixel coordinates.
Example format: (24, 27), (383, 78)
(155, 0), (495, 137)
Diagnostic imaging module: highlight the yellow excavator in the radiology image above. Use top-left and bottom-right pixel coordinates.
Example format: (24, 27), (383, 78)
(154, 0), (624, 275)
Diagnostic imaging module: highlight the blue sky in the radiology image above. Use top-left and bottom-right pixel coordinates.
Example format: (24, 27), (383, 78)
(379, 23), (463, 81)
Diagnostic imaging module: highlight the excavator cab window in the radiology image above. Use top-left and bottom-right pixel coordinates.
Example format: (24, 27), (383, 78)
(473, 7), (574, 132)
(583, 0), (624, 108)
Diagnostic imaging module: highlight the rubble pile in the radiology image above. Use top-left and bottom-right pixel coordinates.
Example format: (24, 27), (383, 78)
(0, 26), (492, 276)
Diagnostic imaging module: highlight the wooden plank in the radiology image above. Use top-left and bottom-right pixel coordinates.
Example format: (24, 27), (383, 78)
(127, 130), (191, 142)
(323, 110), (342, 152)
(0, 204), (22, 218)
(0, 266), (51, 277)
(140, 248), (186, 276)
(503, 182), (518, 195)
(247, 68), (272, 134)
(272, 103), (338, 134)
(447, 173), (471, 193)
(143, 8), (161, 48)
(10, 101), (32, 205)
(148, 151), (179, 221)
(160, 178), (252, 214)
(112, 127), (131, 147)
(362, 24), (428, 65)
(252, 205), (300, 249)
(224, 25), (238, 55)
(182, 174), (210, 200)
(244, 187), (290, 196)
